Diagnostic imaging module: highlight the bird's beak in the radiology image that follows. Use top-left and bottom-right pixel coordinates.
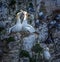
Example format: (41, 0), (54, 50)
(20, 10), (24, 13)
(16, 12), (22, 16)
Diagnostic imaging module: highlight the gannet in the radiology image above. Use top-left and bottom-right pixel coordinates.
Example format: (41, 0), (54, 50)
(9, 12), (22, 34)
(43, 47), (51, 61)
(22, 10), (35, 33)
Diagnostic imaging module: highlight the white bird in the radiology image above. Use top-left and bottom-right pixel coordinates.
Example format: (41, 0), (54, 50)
(43, 47), (51, 61)
(9, 12), (22, 34)
(39, 12), (43, 16)
(22, 10), (35, 33)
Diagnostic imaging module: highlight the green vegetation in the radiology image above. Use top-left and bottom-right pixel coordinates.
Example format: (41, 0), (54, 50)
(31, 43), (43, 53)
(19, 50), (36, 62)
(31, 43), (43, 62)
(32, 43), (43, 62)
(20, 50), (30, 58)
(6, 37), (15, 44)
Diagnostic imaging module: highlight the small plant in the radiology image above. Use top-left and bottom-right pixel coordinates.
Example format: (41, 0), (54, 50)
(31, 43), (43, 53)
(6, 37), (15, 43)
(19, 50), (30, 58)
(3, 37), (15, 45)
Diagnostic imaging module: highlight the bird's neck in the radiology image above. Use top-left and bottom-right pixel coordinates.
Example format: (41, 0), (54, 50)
(24, 14), (27, 20)
(17, 16), (21, 23)
(23, 15), (28, 24)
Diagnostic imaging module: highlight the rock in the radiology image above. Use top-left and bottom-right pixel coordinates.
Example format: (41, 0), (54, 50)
(20, 57), (29, 62)
(52, 29), (60, 39)
(4, 40), (21, 62)
(0, 21), (6, 28)
(38, 22), (48, 42)
(23, 34), (36, 52)
(8, 40), (21, 50)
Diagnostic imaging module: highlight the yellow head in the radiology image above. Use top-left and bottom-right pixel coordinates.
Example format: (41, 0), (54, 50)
(16, 12), (22, 19)
(20, 10), (28, 19)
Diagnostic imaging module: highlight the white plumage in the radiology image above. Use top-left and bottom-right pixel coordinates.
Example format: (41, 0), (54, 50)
(9, 10), (35, 34)
(43, 47), (51, 61)
(39, 12), (43, 16)
(22, 11), (35, 33)
(9, 12), (22, 34)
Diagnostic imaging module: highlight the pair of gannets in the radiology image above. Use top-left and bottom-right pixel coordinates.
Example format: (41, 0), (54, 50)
(9, 10), (35, 34)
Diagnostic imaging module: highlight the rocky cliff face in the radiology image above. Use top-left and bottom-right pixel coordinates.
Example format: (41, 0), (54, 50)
(0, 0), (22, 62)
(0, 0), (60, 62)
